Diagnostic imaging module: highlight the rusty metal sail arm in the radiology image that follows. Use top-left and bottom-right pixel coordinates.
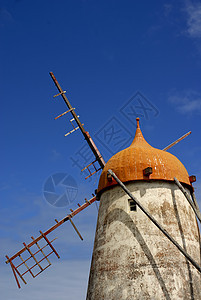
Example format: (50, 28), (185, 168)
(5, 196), (96, 264)
(49, 72), (105, 169)
(163, 131), (191, 151)
(5, 196), (96, 288)
(108, 169), (201, 274)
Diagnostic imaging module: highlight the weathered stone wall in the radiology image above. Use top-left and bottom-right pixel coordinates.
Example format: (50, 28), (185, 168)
(86, 181), (201, 300)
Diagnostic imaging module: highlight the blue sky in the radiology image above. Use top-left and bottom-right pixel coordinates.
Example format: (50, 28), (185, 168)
(1, 0), (201, 299)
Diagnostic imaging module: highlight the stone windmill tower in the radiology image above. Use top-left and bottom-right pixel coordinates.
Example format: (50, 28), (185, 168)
(5, 74), (201, 299)
(87, 118), (201, 299)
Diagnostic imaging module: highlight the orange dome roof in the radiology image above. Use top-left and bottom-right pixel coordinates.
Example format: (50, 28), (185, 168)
(98, 118), (191, 194)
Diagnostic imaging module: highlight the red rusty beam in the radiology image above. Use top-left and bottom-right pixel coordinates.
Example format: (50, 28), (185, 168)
(39, 231), (60, 259)
(49, 72), (105, 169)
(6, 255), (27, 288)
(6, 255), (23, 288)
(163, 131), (191, 151)
(5, 196), (96, 264)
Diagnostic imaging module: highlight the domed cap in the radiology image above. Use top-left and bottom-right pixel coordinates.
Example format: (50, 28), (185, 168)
(98, 118), (191, 194)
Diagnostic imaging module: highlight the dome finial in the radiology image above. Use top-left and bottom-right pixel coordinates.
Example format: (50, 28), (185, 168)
(130, 117), (150, 147)
(136, 117), (140, 128)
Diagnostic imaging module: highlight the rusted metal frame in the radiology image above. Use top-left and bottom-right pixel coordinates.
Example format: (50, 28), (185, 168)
(49, 72), (105, 169)
(10, 262), (21, 288)
(31, 236), (51, 265)
(81, 159), (102, 172)
(15, 238), (57, 269)
(108, 169), (201, 274)
(85, 168), (101, 180)
(69, 217), (83, 241)
(23, 242), (43, 272)
(39, 231), (60, 259)
(6, 255), (27, 285)
(81, 160), (102, 178)
(70, 117), (80, 129)
(5, 255), (26, 288)
(163, 131), (191, 151)
(5, 196), (96, 264)
(31, 263), (51, 278)
(19, 254), (36, 278)
(85, 169), (99, 180)
(70, 196), (96, 215)
(174, 177), (201, 223)
(53, 90), (66, 98)
(85, 131), (105, 169)
(81, 160), (94, 172)
(50, 72), (86, 134)
(55, 108), (75, 120)
(64, 125), (80, 136)
(21, 251), (54, 277)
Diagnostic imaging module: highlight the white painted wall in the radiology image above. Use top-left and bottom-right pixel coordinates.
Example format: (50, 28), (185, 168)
(87, 181), (201, 300)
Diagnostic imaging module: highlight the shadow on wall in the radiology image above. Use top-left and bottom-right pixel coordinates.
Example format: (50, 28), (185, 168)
(103, 208), (171, 300)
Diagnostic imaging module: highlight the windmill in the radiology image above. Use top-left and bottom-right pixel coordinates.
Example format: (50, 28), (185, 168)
(5, 73), (201, 299)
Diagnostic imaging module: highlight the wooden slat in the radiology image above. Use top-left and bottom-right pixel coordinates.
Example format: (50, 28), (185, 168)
(31, 236), (51, 265)
(69, 217), (83, 241)
(39, 231), (60, 259)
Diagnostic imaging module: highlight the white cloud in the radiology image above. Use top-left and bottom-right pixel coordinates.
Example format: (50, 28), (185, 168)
(168, 90), (201, 115)
(185, 1), (201, 38)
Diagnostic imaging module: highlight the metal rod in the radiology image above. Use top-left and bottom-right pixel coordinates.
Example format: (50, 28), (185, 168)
(50, 72), (85, 132)
(64, 125), (80, 136)
(163, 131), (191, 151)
(69, 217), (83, 241)
(174, 177), (201, 223)
(39, 231), (60, 259)
(55, 108), (75, 120)
(191, 191), (200, 213)
(53, 91), (66, 98)
(49, 72), (105, 169)
(85, 168), (101, 180)
(108, 169), (201, 274)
